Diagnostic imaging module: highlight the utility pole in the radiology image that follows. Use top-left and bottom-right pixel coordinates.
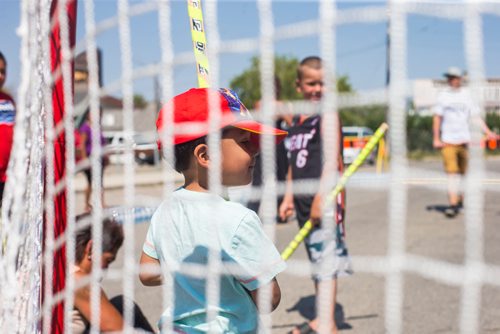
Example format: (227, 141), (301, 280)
(154, 75), (161, 113)
(386, 11), (391, 87)
(380, 7), (391, 174)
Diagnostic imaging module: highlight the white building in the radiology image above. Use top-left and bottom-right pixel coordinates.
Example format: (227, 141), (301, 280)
(412, 78), (500, 115)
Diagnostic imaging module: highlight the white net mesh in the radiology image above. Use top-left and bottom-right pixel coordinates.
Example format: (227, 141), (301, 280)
(1, 0), (500, 333)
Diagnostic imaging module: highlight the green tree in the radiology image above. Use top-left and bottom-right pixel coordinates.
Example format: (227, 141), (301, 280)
(229, 56), (299, 108)
(133, 94), (148, 109)
(337, 75), (352, 93)
(230, 55), (353, 108)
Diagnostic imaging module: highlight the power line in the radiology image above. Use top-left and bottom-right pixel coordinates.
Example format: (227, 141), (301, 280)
(337, 40), (386, 58)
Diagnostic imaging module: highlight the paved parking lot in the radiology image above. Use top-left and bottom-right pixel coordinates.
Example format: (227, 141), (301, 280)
(76, 158), (500, 333)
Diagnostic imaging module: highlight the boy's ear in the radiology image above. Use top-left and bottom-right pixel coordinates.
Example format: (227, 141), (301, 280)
(193, 143), (210, 168)
(85, 240), (93, 259)
(295, 78), (302, 94)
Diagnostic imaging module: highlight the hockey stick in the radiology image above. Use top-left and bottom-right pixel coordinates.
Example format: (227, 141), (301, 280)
(187, 0), (210, 88)
(281, 122), (389, 260)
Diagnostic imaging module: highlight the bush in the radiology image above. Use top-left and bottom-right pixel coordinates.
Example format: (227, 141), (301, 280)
(339, 104), (387, 130)
(340, 104), (434, 154)
(406, 114), (433, 153)
(486, 112), (500, 133)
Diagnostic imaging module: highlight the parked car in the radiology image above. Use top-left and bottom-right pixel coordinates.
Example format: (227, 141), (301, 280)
(342, 126), (376, 165)
(132, 133), (161, 165)
(104, 131), (160, 165)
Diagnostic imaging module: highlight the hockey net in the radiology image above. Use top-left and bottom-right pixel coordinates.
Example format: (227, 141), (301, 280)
(1, 1), (500, 333)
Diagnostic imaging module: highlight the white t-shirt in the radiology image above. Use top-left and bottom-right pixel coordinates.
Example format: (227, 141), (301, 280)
(433, 87), (480, 144)
(143, 187), (286, 333)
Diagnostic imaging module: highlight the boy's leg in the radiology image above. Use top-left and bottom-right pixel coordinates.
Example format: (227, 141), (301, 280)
(457, 145), (468, 208)
(447, 174), (461, 206)
(291, 279), (338, 334)
(84, 169), (92, 211)
(311, 279), (338, 334)
(291, 223), (350, 334)
(442, 146), (461, 216)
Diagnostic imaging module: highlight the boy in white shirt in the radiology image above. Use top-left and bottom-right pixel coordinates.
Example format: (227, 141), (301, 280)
(139, 88), (287, 333)
(433, 67), (496, 217)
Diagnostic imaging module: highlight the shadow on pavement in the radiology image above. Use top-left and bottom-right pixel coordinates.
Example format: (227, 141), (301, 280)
(286, 295), (352, 330)
(426, 204), (451, 215)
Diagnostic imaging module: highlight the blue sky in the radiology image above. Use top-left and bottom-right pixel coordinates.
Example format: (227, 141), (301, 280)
(1, 0), (500, 101)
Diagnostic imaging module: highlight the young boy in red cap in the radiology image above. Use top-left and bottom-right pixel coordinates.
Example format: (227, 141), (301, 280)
(139, 88), (287, 333)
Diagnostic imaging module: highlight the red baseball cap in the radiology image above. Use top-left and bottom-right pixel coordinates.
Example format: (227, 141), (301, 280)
(156, 87), (288, 146)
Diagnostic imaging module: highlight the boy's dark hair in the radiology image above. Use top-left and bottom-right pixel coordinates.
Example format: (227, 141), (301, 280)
(75, 213), (124, 263)
(173, 136), (207, 172)
(172, 127), (233, 172)
(297, 56), (322, 80)
(0, 52), (6, 65)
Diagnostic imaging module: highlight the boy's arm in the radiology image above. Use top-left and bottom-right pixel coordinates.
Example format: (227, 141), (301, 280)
(229, 211), (286, 313)
(74, 273), (124, 331)
(248, 277), (281, 313)
(433, 95), (445, 148)
(139, 252), (163, 286)
(433, 115), (444, 148)
(79, 131), (89, 160)
(474, 116), (497, 139)
(74, 287), (124, 332)
(278, 166), (294, 221)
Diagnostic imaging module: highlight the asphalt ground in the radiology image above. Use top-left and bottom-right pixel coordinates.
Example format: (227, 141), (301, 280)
(75, 158), (500, 333)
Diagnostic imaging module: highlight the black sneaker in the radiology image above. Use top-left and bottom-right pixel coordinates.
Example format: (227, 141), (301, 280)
(444, 206), (459, 218)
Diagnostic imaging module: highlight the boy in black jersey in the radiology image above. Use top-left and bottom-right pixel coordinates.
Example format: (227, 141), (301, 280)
(279, 56), (352, 334)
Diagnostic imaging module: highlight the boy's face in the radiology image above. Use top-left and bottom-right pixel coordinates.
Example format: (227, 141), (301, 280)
(220, 127), (259, 186)
(448, 76), (462, 89)
(296, 66), (324, 102)
(101, 251), (117, 270)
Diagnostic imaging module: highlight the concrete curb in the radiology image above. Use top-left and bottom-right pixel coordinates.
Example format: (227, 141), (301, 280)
(74, 165), (182, 192)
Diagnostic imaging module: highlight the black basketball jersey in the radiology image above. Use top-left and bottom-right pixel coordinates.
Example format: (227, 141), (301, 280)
(287, 115), (323, 181)
(287, 114), (346, 231)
